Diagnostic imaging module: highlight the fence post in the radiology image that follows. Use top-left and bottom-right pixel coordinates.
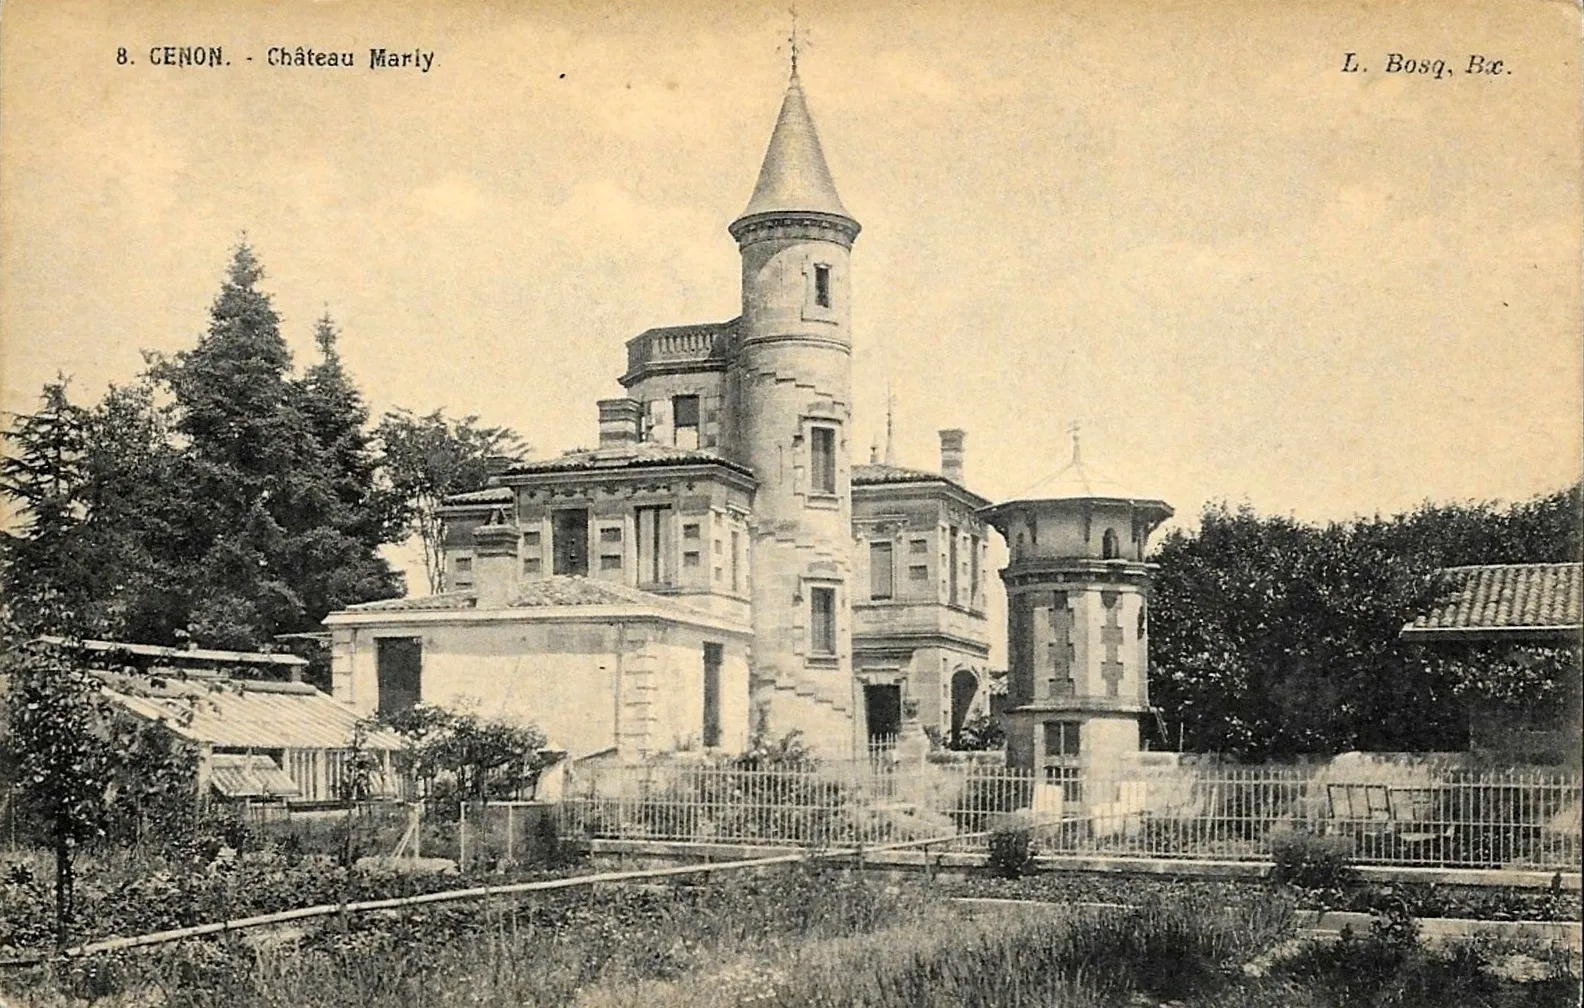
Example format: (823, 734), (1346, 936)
(505, 804), (515, 870)
(459, 801), (468, 872)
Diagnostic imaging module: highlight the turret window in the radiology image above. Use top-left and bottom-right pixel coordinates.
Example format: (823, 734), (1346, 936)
(810, 426), (836, 494)
(813, 264), (832, 308)
(673, 395), (700, 450)
(810, 586), (837, 655)
(1102, 528), (1120, 559)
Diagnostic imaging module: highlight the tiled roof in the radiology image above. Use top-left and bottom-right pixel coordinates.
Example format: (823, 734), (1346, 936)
(853, 462), (940, 485)
(345, 592), (478, 613)
(503, 443), (754, 479)
(341, 576), (703, 616)
(100, 672), (403, 751)
(1403, 563), (1582, 636)
(441, 486), (513, 506)
(852, 462), (989, 506)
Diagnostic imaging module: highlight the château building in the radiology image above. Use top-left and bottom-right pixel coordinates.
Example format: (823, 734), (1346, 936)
(324, 67), (997, 761)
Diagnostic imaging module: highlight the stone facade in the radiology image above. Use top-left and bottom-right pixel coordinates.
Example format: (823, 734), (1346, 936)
(326, 584), (753, 762)
(851, 443), (994, 744)
(980, 450), (1173, 796)
(326, 69), (1001, 762)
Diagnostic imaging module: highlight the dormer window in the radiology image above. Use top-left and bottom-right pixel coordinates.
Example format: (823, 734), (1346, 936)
(813, 264), (832, 308)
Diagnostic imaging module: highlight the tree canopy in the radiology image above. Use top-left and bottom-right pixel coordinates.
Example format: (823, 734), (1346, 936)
(1147, 486), (1582, 760)
(375, 408), (526, 594)
(1, 242), (521, 649)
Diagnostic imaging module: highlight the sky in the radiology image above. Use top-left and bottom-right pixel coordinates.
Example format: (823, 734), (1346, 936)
(2, 0), (1581, 597)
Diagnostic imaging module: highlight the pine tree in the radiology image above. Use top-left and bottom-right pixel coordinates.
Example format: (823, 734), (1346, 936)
(284, 311), (402, 622)
(143, 243), (400, 648)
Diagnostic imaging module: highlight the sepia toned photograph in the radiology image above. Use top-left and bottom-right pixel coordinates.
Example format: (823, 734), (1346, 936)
(0, 0), (1580, 1004)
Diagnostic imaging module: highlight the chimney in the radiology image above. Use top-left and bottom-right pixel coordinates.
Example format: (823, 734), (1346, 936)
(598, 398), (644, 447)
(939, 429), (966, 485)
(471, 514), (521, 609)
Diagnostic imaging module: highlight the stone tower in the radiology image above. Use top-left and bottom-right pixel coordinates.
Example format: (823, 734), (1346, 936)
(726, 69), (863, 756)
(979, 441), (1172, 800)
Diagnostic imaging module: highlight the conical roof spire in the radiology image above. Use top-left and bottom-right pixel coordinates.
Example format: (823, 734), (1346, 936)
(735, 70), (854, 226)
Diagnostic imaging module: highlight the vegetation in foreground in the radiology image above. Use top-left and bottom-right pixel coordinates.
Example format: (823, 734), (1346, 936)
(3, 864), (1578, 1008)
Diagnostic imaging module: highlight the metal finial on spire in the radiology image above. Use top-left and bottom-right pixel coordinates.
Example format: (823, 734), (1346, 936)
(1068, 420), (1082, 465)
(787, 7), (801, 76)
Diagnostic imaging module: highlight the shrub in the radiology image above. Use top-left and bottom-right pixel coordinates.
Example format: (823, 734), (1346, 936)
(1270, 831), (1358, 890)
(987, 824), (1035, 879)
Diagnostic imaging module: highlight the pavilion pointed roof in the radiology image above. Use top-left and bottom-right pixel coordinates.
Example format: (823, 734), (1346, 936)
(735, 71), (854, 226)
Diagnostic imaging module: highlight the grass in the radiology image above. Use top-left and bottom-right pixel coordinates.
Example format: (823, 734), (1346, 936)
(3, 863), (1578, 1007)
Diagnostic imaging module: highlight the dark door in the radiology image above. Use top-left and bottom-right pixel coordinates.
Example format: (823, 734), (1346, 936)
(950, 669), (979, 744)
(552, 509), (589, 576)
(864, 684), (902, 740)
(376, 637), (422, 717)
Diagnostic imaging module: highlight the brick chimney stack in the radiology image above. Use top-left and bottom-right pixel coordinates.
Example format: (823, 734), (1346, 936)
(939, 429), (966, 485)
(598, 398), (644, 447)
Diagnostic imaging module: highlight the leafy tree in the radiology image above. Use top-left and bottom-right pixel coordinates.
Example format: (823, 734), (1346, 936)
(382, 703), (552, 804)
(0, 630), (199, 944)
(376, 409), (526, 593)
(1, 381), (178, 639)
(1148, 487), (1582, 760)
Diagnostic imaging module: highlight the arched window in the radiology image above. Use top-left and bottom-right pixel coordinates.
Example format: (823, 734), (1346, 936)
(1102, 528), (1120, 559)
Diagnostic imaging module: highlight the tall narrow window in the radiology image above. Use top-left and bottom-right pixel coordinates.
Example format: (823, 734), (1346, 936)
(810, 586), (836, 655)
(813, 263), (832, 308)
(672, 395), (700, 450)
(948, 525), (960, 606)
(634, 506), (674, 585)
(969, 533), (981, 606)
(702, 643), (723, 747)
(730, 530), (741, 591)
(869, 541), (894, 600)
(810, 426), (836, 494)
(552, 509), (589, 576)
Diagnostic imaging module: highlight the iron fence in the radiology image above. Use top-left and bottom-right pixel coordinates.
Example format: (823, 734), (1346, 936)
(555, 762), (1583, 870)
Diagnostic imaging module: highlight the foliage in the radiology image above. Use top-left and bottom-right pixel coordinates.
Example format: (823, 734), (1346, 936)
(0, 381), (180, 640)
(1148, 486), (1582, 759)
(381, 703), (553, 804)
(1, 244), (406, 649)
(0, 634), (200, 943)
(5, 865), (1581, 1007)
(374, 408), (526, 594)
(722, 727), (820, 771)
(337, 717), (388, 803)
(1269, 831), (1360, 891)
(986, 824), (1035, 878)
(948, 712), (1005, 751)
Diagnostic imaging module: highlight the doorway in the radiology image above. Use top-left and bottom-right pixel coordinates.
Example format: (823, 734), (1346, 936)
(864, 683), (902, 742)
(376, 637), (422, 718)
(950, 669), (980, 745)
(552, 509), (589, 576)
